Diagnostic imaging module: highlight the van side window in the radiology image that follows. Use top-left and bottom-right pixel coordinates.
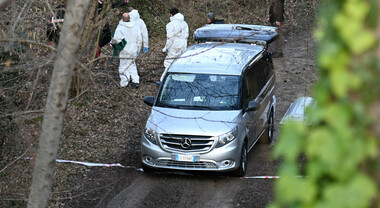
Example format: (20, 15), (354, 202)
(242, 64), (260, 109)
(256, 59), (268, 90)
(242, 55), (275, 109)
(261, 58), (274, 85)
(242, 75), (250, 109)
(253, 58), (274, 93)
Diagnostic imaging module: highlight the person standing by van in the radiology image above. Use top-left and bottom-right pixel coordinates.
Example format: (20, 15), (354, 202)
(206, 12), (224, 24)
(128, 7), (149, 55)
(160, 7), (189, 83)
(111, 13), (142, 88)
(267, 0), (285, 57)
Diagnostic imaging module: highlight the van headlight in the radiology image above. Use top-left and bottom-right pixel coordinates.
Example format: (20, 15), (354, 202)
(216, 127), (238, 147)
(144, 127), (158, 144)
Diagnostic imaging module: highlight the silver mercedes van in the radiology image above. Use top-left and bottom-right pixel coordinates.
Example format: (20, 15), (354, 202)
(141, 24), (277, 176)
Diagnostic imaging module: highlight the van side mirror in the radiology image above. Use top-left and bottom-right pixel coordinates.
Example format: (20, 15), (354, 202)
(143, 96), (154, 106)
(247, 100), (261, 111)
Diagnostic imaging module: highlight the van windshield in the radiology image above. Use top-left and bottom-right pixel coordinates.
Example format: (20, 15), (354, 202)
(156, 73), (240, 110)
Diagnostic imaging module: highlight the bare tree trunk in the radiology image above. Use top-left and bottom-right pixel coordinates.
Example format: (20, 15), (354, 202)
(27, 0), (90, 207)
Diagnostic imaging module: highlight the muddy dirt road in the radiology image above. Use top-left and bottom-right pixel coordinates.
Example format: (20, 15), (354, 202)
(105, 143), (275, 208)
(84, 29), (317, 208)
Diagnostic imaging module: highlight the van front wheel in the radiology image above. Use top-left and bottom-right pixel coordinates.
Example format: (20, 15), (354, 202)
(231, 141), (247, 177)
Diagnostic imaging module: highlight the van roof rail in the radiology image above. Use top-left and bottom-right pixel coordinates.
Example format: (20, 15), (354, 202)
(194, 24), (278, 45)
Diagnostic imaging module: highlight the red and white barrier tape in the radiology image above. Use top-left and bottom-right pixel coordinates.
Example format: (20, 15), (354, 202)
(23, 157), (302, 178)
(241, 176), (280, 179)
(56, 159), (126, 168)
(24, 157), (136, 169)
(241, 176), (304, 179)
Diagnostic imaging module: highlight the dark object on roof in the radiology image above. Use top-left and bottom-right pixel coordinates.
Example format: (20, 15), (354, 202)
(194, 24), (278, 45)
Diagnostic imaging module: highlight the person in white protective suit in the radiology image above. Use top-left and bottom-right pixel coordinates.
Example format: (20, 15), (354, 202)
(128, 7), (149, 54)
(111, 13), (142, 88)
(160, 7), (189, 82)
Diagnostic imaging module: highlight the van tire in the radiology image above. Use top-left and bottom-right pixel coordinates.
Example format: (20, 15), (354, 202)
(261, 109), (274, 144)
(231, 141), (247, 177)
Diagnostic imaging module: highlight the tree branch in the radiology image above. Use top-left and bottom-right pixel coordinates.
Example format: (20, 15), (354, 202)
(0, 144), (34, 174)
(0, 110), (44, 119)
(0, 39), (57, 51)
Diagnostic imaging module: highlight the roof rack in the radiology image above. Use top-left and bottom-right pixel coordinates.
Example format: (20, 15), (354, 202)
(194, 24), (278, 45)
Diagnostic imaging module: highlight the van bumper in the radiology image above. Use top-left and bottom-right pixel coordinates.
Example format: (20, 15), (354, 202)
(141, 135), (242, 172)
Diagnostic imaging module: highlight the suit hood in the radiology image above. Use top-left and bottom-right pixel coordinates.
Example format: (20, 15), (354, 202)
(170, 13), (185, 22)
(129, 9), (140, 21)
(118, 20), (135, 28)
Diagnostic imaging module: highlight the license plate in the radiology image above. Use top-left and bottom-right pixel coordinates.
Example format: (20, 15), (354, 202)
(175, 154), (195, 162)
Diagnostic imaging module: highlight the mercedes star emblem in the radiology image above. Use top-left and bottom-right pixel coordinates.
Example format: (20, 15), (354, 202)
(180, 137), (192, 149)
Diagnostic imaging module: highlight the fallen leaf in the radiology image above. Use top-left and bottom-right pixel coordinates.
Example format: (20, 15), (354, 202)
(5, 59), (12, 67)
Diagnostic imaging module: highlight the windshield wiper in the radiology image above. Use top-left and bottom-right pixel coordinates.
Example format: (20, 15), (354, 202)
(156, 103), (180, 109)
(180, 105), (217, 110)
(157, 103), (219, 110)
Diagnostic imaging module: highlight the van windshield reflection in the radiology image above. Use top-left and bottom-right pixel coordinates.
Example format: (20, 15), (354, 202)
(156, 73), (240, 110)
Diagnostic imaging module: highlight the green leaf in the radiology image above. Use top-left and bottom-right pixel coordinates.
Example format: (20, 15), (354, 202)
(345, 0), (370, 21)
(330, 69), (361, 98)
(306, 160), (326, 180)
(273, 122), (305, 161)
(318, 39), (343, 69)
(312, 80), (330, 105)
(365, 136), (378, 158)
(276, 168), (317, 206)
(334, 13), (361, 40)
(305, 127), (339, 169)
(322, 174), (376, 208)
(349, 30), (376, 54)
(324, 104), (351, 131)
(333, 0), (375, 54)
(274, 0), (379, 207)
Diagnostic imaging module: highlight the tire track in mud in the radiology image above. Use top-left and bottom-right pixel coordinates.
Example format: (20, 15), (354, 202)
(176, 177), (239, 208)
(105, 143), (275, 208)
(106, 174), (160, 208)
(106, 171), (240, 207)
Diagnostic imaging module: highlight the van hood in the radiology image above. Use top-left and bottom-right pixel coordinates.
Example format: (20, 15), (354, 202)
(147, 107), (241, 136)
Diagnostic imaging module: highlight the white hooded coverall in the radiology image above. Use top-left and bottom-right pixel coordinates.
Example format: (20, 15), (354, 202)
(112, 20), (142, 87)
(129, 9), (149, 50)
(161, 13), (189, 82)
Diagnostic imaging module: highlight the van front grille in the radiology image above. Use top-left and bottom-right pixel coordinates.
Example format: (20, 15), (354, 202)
(159, 134), (215, 152)
(155, 160), (218, 169)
